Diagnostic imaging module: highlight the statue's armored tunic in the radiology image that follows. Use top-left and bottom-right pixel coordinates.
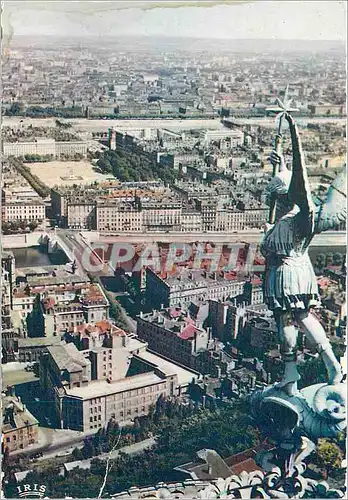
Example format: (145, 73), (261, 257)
(260, 207), (320, 311)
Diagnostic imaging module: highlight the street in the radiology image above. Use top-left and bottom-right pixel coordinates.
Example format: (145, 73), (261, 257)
(3, 116), (346, 134)
(81, 230), (346, 247)
(63, 437), (156, 470)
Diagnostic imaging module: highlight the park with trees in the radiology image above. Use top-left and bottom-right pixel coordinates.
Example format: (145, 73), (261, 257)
(95, 149), (176, 185)
(314, 252), (345, 273)
(5, 398), (260, 498)
(2, 220), (39, 235)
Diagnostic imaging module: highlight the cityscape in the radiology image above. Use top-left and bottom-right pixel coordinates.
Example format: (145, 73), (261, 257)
(1, 1), (347, 499)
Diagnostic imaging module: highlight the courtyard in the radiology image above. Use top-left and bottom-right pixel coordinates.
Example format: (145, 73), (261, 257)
(28, 160), (113, 188)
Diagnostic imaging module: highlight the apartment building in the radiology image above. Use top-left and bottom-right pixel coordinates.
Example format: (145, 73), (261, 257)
(1, 251), (18, 361)
(215, 207), (268, 232)
(146, 268), (248, 309)
(3, 138), (56, 157)
(200, 129), (244, 147)
(137, 308), (209, 368)
(96, 203), (143, 232)
(137, 308), (235, 376)
(17, 336), (62, 363)
(2, 392), (39, 454)
(67, 203), (96, 229)
(209, 298), (270, 344)
(56, 141), (87, 157)
(142, 201), (182, 232)
(39, 332), (197, 431)
(181, 210), (202, 232)
(26, 282), (109, 337)
(308, 104), (345, 116)
(68, 322), (135, 382)
(12, 266), (109, 337)
(3, 200), (46, 222)
(13, 268), (89, 317)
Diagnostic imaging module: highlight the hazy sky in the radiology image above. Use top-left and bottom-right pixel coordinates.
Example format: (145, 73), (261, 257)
(3, 1), (347, 40)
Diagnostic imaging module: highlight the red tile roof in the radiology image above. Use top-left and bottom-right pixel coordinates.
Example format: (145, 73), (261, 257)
(231, 458), (263, 475)
(169, 307), (182, 318)
(179, 323), (197, 340)
(95, 320), (112, 332)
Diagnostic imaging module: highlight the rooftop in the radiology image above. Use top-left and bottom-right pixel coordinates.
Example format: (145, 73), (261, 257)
(137, 350), (198, 386)
(138, 308), (206, 342)
(18, 336), (62, 348)
(65, 372), (163, 399)
(27, 274), (88, 287)
(2, 395), (39, 433)
(48, 343), (90, 372)
(162, 268), (244, 290)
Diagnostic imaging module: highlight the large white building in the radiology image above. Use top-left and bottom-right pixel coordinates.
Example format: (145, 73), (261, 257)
(200, 129), (244, 147)
(3, 138), (87, 158)
(39, 329), (198, 431)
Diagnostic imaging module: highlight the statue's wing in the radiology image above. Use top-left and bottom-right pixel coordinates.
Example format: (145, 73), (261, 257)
(315, 168), (347, 233)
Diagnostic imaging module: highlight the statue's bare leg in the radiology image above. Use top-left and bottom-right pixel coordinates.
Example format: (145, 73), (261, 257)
(296, 311), (342, 385)
(275, 311), (300, 396)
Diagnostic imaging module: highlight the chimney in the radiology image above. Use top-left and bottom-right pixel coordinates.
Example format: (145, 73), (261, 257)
(193, 331), (197, 353)
(7, 385), (15, 397)
(9, 407), (16, 428)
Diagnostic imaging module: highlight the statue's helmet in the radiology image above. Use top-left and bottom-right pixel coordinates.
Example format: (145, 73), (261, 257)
(316, 166), (347, 232)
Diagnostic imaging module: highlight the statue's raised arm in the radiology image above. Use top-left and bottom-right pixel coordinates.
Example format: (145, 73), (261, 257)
(285, 113), (315, 216)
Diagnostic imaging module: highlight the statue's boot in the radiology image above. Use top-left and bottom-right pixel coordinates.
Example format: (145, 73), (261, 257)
(275, 354), (301, 396)
(319, 344), (343, 385)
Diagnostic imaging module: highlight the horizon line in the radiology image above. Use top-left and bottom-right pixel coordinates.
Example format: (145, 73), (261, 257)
(10, 34), (346, 43)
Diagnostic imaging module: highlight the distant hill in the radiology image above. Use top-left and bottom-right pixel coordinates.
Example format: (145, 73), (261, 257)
(11, 35), (345, 54)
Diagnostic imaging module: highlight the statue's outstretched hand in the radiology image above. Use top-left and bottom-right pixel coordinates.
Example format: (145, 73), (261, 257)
(284, 112), (295, 125)
(262, 222), (274, 233)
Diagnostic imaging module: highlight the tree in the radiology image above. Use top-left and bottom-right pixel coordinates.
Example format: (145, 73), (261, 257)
(333, 252), (343, 266)
(315, 253), (326, 271)
(28, 221), (39, 231)
(72, 447), (84, 460)
(83, 438), (96, 459)
(316, 438), (343, 478)
(7, 102), (22, 116)
(326, 252), (333, 267)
